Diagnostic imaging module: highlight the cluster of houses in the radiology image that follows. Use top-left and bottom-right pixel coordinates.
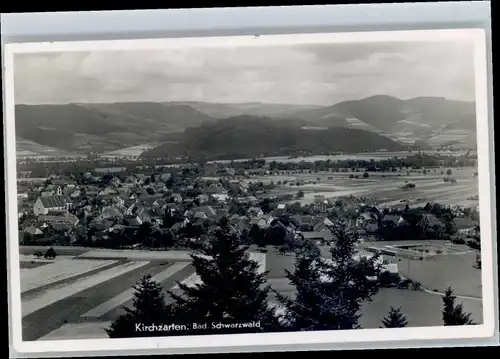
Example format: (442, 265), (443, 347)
(16, 169), (480, 248)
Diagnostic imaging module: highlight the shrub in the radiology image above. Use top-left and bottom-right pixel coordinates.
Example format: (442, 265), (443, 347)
(44, 247), (57, 259)
(467, 239), (480, 250)
(379, 271), (402, 288)
(451, 236), (466, 245)
(411, 281), (422, 291)
(397, 279), (413, 289)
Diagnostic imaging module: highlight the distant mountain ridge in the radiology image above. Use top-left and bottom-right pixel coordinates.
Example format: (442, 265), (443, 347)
(15, 95), (477, 157)
(15, 102), (214, 153)
(169, 101), (323, 119)
(289, 95), (476, 148)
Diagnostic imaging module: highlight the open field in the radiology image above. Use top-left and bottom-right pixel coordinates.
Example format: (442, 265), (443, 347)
(209, 151), (473, 165)
(358, 240), (481, 298)
(398, 253), (481, 297)
(267, 285), (482, 329)
(82, 262), (190, 319)
(40, 321), (111, 340)
(21, 259), (118, 293)
(19, 246), (197, 260)
(16, 137), (82, 159)
(22, 261), (149, 317)
(253, 167), (478, 207)
(101, 142), (160, 158)
(17, 244), (483, 341)
(78, 249), (196, 261)
(19, 246), (92, 256)
(360, 288), (482, 328)
(20, 261), (50, 269)
(19, 254), (78, 262)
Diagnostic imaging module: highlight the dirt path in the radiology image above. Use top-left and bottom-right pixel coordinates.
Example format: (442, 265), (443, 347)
(421, 288), (482, 301)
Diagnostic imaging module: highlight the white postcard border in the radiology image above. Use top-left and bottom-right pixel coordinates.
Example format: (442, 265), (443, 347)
(3, 28), (496, 354)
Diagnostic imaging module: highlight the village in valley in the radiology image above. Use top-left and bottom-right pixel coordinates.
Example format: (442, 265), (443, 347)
(18, 154), (481, 253)
(12, 37), (484, 341)
(16, 149), (483, 340)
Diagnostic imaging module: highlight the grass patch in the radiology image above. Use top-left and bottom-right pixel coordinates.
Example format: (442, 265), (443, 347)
(20, 261), (52, 269)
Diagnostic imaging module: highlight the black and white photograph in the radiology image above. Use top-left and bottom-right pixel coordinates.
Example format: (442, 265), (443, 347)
(4, 28), (495, 351)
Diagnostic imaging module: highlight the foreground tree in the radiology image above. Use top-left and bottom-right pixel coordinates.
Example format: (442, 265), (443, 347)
(107, 275), (172, 337)
(249, 224), (268, 249)
(277, 219), (382, 331)
(275, 240), (325, 330)
(442, 286), (475, 326)
(380, 306), (408, 328)
(168, 220), (281, 334)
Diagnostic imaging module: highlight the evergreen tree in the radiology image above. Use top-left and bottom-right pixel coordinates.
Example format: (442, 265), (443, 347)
(442, 286), (475, 326)
(167, 221), (281, 334)
(107, 275), (173, 338)
(319, 219), (382, 329)
(278, 219), (382, 331)
(249, 224), (267, 248)
(380, 306), (408, 328)
(274, 240), (334, 330)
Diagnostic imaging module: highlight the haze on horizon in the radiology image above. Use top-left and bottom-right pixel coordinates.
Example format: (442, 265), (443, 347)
(14, 38), (476, 106)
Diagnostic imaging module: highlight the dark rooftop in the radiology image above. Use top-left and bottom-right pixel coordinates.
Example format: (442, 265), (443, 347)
(37, 195), (66, 208)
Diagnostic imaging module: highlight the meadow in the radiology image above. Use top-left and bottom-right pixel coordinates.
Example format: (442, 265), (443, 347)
(16, 138), (83, 159)
(208, 150), (473, 165)
(101, 143), (161, 158)
(250, 167), (478, 207)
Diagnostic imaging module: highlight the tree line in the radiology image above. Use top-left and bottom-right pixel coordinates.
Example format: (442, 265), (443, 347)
(20, 151), (477, 179)
(245, 153), (474, 172)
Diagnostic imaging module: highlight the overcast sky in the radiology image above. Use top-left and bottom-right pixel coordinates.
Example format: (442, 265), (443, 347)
(14, 39), (475, 106)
